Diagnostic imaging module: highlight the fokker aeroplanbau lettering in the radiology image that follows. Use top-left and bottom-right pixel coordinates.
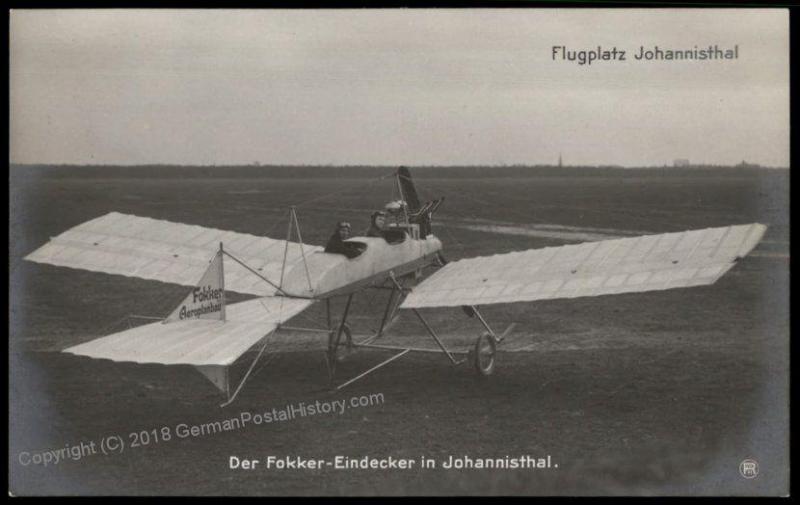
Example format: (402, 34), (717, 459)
(178, 285), (224, 320)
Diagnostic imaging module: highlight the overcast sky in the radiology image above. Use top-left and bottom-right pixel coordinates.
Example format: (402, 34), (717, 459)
(10, 9), (789, 167)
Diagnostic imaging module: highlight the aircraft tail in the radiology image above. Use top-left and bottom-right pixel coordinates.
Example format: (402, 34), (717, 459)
(396, 167), (443, 237)
(397, 166), (421, 212)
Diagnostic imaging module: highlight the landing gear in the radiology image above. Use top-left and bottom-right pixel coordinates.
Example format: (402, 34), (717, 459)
(327, 288), (512, 389)
(469, 333), (497, 376)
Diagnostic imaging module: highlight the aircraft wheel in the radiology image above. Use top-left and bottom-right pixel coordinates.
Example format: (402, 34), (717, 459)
(472, 333), (497, 376)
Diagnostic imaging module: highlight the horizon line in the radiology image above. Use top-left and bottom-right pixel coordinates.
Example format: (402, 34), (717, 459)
(9, 162), (789, 169)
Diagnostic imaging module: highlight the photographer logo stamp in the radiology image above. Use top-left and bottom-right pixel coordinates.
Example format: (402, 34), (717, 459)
(739, 459), (759, 479)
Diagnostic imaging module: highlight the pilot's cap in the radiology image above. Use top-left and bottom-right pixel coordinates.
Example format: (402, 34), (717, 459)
(371, 210), (387, 220)
(337, 221), (352, 229)
(385, 200), (406, 212)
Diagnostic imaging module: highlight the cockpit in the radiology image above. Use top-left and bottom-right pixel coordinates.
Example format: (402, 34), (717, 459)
(339, 227), (412, 260)
(383, 199), (421, 241)
(324, 198), (434, 260)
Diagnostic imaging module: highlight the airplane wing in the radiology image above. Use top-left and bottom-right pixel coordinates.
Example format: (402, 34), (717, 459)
(63, 296), (314, 366)
(24, 212), (322, 296)
(64, 295), (315, 396)
(401, 223), (767, 309)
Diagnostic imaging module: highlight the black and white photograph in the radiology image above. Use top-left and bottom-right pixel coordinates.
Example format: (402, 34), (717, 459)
(9, 8), (789, 496)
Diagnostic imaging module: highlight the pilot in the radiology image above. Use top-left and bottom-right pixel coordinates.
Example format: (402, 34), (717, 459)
(383, 200), (405, 226)
(365, 210), (387, 238)
(324, 221), (361, 259)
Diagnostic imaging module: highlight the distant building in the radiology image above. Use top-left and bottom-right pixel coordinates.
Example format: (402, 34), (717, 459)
(558, 153), (563, 168)
(673, 158), (690, 167)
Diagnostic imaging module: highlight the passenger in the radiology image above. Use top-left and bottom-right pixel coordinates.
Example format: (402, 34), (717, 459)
(324, 222), (361, 259)
(384, 200), (405, 223)
(365, 210), (387, 238)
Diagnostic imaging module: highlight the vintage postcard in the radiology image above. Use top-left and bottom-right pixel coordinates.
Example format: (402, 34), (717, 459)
(9, 8), (789, 496)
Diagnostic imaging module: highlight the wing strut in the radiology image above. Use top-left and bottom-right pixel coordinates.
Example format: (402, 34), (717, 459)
(222, 248), (288, 296)
(462, 305), (513, 343)
(409, 309), (463, 365)
(290, 207), (314, 293)
(219, 242), (226, 321)
(220, 335), (271, 408)
(279, 207), (314, 293)
(334, 349), (411, 391)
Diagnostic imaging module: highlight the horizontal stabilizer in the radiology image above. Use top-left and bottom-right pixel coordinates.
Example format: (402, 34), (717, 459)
(195, 365), (229, 393)
(401, 223), (766, 309)
(63, 296), (314, 366)
(25, 212), (322, 296)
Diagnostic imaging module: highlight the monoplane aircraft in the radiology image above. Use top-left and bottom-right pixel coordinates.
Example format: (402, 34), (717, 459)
(24, 168), (766, 406)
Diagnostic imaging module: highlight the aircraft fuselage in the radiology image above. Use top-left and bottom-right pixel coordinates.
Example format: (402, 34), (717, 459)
(280, 233), (443, 299)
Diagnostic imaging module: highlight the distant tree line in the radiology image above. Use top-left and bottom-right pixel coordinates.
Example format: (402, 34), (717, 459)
(9, 163), (788, 180)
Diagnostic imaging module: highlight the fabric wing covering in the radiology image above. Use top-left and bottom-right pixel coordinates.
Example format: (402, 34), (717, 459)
(24, 212), (322, 297)
(164, 249), (225, 323)
(63, 296), (314, 366)
(401, 223), (766, 309)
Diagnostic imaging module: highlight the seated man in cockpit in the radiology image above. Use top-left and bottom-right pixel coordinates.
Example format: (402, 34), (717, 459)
(324, 221), (363, 259)
(366, 208), (408, 244)
(364, 211), (388, 238)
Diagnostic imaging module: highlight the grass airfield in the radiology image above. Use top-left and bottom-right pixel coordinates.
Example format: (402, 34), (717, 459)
(9, 166), (789, 495)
